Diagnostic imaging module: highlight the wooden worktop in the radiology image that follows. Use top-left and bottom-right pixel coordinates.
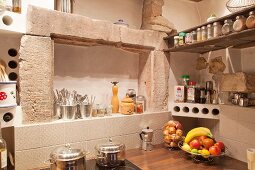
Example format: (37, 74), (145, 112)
(126, 145), (248, 170)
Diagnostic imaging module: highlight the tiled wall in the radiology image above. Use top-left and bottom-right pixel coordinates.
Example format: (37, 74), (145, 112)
(14, 112), (170, 170)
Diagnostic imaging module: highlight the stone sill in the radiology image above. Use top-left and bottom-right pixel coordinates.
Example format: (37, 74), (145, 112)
(16, 111), (171, 127)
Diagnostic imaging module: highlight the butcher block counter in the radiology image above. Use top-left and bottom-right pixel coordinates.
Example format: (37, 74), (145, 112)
(125, 145), (248, 170)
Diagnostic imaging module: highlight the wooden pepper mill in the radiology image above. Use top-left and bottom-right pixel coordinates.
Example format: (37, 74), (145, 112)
(111, 81), (119, 113)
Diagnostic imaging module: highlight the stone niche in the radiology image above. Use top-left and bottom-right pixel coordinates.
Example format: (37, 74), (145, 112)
(18, 6), (170, 123)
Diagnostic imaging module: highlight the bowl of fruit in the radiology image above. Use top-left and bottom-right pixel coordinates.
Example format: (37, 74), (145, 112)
(163, 120), (184, 148)
(179, 127), (226, 163)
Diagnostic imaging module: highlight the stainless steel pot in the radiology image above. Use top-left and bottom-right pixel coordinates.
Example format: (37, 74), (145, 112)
(47, 144), (86, 170)
(95, 139), (125, 167)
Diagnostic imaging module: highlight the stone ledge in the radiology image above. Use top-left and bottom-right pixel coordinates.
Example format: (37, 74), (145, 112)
(26, 5), (167, 51)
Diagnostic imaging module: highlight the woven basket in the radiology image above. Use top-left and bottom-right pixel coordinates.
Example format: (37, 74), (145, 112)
(226, 0), (255, 12)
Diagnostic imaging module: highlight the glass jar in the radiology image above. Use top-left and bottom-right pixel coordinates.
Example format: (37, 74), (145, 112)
(191, 30), (197, 43)
(222, 19), (234, 35)
(179, 32), (186, 45)
(201, 26), (207, 41)
(207, 24), (213, 39)
(246, 11), (255, 29)
(0, 0), (6, 12)
(213, 22), (222, 38)
(12, 0), (21, 13)
(197, 28), (202, 42)
(136, 95), (146, 114)
(174, 36), (179, 47)
(233, 15), (247, 32)
(185, 33), (192, 44)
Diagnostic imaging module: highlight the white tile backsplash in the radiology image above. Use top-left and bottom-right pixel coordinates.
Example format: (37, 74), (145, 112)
(14, 112), (170, 169)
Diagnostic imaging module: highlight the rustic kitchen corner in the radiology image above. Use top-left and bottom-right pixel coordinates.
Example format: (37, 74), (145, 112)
(0, 0), (254, 169)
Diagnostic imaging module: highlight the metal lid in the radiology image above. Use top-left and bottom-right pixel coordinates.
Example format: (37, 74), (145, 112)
(50, 144), (84, 162)
(142, 127), (153, 133)
(95, 139), (125, 153)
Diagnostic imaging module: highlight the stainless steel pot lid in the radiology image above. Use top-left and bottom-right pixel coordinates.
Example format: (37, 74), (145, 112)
(95, 139), (125, 153)
(50, 144), (85, 162)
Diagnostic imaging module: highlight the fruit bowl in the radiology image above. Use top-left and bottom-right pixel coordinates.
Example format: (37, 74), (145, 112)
(178, 141), (226, 164)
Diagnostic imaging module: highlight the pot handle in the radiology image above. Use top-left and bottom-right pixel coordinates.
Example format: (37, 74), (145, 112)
(139, 132), (144, 140)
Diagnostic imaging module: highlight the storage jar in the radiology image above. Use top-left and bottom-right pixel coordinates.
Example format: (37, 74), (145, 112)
(213, 22), (222, 37)
(222, 19), (234, 35)
(201, 26), (207, 41)
(174, 36), (179, 47)
(197, 28), (202, 42)
(136, 95), (146, 113)
(246, 11), (255, 29)
(207, 24), (213, 39)
(185, 33), (192, 44)
(233, 15), (247, 32)
(179, 32), (186, 45)
(191, 30), (197, 43)
(187, 81), (200, 103)
(120, 96), (134, 115)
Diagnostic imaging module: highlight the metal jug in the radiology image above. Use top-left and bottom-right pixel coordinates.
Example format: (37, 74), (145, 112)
(139, 127), (153, 151)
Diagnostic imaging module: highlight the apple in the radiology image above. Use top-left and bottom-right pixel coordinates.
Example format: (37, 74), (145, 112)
(209, 146), (221, 156)
(202, 138), (215, 149)
(214, 141), (225, 151)
(197, 136), (207, 145)
(189, 139), (201, 149)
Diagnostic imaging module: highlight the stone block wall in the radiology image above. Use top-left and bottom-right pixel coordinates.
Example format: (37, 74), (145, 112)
(18, 5), (170, 123)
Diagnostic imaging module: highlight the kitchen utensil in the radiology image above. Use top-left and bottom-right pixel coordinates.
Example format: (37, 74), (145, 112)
(95, 139), (126, 167)
(46, 144), (86, 170)
(79, 103), (92, 118)
(60, 105), (77, 120)
(140, 127), (153, 151)
(247, 148), (255, 170)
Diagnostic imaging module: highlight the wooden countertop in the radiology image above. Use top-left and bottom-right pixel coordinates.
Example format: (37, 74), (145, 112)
(126, 145), (248, 170)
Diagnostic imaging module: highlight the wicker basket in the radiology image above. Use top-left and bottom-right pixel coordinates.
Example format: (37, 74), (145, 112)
(226, 0), (255, 12)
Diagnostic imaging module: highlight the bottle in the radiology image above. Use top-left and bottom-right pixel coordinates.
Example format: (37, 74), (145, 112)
(222, 19), (234, 35)
(12, 0), (21, 13)
(207, 24), (213, 39)
(233, 15), (247, 32)
(0, 122), (7, 170)
(246, 11), (255, 29)
(200, 88), (206, 104)
(111, 82), (119, 113)
(187, 81), (200, 103)
(201, 26), (207, 41)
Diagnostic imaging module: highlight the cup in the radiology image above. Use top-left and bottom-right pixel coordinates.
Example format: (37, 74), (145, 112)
(247, 148), (255, 170)
(60, 105), (77, 120)
(80, 104), (92, 118)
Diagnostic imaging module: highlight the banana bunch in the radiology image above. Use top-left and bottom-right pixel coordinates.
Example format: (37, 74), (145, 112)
(184, 127), (213, 143)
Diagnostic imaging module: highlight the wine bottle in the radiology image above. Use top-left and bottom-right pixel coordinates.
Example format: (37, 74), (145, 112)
(0, 122), (7, 170)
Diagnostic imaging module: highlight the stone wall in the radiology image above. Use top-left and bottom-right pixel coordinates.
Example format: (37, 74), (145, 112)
(18, 5), (170, 123)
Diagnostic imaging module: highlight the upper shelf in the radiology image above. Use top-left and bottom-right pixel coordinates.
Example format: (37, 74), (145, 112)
(164, 5), (255, 54)
(0, 11), (26, 35)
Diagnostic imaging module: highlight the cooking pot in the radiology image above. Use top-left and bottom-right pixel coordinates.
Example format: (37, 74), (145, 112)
(47, 144), (86, 170)
(95, 139), (125, 167)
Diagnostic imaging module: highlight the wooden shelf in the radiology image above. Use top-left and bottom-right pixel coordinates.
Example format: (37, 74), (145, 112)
(164, 5), (255, 54)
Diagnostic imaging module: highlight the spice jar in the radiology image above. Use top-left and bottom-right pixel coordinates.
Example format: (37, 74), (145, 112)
(197, 28), (202, 42)
(213, 22), (222, 38)
(12, 0), (21, 13)
(187, 81), (200, 103)
(120, 96), (134, 115)
(136, 95), (146, 114)
(207, 24), (213, 39)
(201, 26), (207, 41)
(185, 33), (192, 44)
(179, 32), (186, 45)
(222, 19), (234, 35)
(181, 75), (190, 86)
(233, 15), (247, 32)
(174, 36), (179, 47)
(246, 11), (255, 29)
(191, 30), (197, 43)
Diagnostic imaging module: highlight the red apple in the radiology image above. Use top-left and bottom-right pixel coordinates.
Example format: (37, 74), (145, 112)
(202, 138), (215, 149)
(189, 139), (201, 149)
(209, 146), (221, 156)
(197, 136), (207, 145)
(214, 142), (225, 151)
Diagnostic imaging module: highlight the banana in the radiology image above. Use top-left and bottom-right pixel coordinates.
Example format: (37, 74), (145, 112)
(184, 127), (213, 143)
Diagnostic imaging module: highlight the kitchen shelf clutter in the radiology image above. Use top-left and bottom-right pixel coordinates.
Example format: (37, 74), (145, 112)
(164, 5), (255, 54)
(0, 10), (26, 35)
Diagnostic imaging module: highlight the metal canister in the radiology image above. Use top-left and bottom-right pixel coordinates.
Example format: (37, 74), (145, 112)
(126, 89), (136, 103)
(239, 98), (249, 107)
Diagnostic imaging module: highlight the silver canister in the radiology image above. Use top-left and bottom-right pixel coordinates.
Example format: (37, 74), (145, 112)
(79, 103), (92, 118)
(239, 98), (249, 107)
(60, 105), (77, 120)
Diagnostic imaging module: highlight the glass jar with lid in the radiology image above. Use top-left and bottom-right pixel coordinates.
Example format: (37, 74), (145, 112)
(191, 30), (197, 43)
(201, 26), (207, 41)
(233, 15), (247, 32)
(246, 11), (255, 29)
(197, 28), (202, 42)
(222, 19), (234, 35)
(136, 95), (146, 114)
(213, 22), (222, 38)
(207, 24), (213, 39)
